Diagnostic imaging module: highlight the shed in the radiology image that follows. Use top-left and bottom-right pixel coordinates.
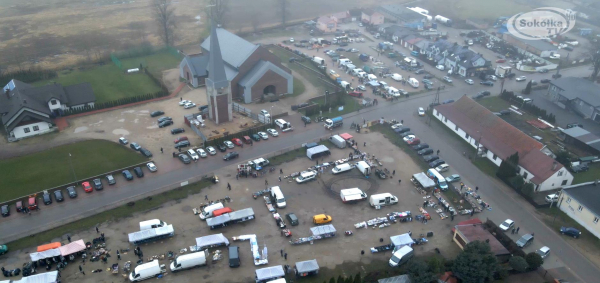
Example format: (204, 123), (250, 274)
(295, 259), (319, 275)
(412, 172), (436, 188)
(306, 145), (330, 160)
(195, 233), (230, 249)
(390, 233), (414, 249)
(310, 224), (336, 236)
(255, 265), (285, 282)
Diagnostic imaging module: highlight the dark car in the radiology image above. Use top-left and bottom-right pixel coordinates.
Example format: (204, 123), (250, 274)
(423, 155), (439, 162)
(418, 148), (434, 155)
(43, 192), (52, 205)
(53, 190), (64, 202)
(198, 105), (209, 112)
(560, 227), (581, 238)
(301, 116), (312, 124)
(540, 79), (551, 83)
(422, 79), (433, 85)
(479, 91), (491, 96)
(516, 234), (534, 248)
(106, 174), (116, 185)
(175, 140), (191, 149)
(571, 164), (589, 173)
(413, 143), (429, 151)
(130, 142), (142, 151)
(1, 205), (9, 217)
(423, 74), (433, 79)
(229, 246), (240, 268)
(415, 69), (425, 74)
(498, 109), (511, 116)
(442, 99), (455, 104)
(157, 116), (172, 123)
(140, 148), (153, 158)
(472, 93), (484, 100)
(400, 131), (414, 137)
(66, 186), (77, 198)
(122, 170), (134, 180)
(217, 144), (227, 152)
(552, 73), (562, 79)
(133, 167), (144, 178)
(429, 159), (445, 168)
(171, 128), (185, 135)
(150, 111), (165, 117)
(395, 127), (411, 134)
(480, 81), (494, 86)
(223, 151), (239, 161)
(286, 213), (299, 226)
(159, 120), (173, 128)
(93, 178), (103, 190)
(179, 154), (191, 164)
(424, 84), (433, 90)
(251, 134), (261, 141)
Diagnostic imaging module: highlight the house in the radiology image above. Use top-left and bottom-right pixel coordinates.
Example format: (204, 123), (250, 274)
(503, 34), (558, 57)
(362, 9), (385, 25)
(379, 4), (428, 25)
(452, 223), (511, 261)
(433, 96), (574, 192)
(179, 28), (293, 103)
(441, 45), (489, 77)
(330, 11), (350, 23)
(413, 39), (430, 54)
(560, 127), (600, 154)
(547, 77), (600, 122)
(558, 181), (600, 239)
(1, 80), (95, 141)
(317, 16), (338, 33)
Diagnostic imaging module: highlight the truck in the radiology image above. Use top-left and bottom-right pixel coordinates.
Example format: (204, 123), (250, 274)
(128, 225), (175, 245)
(139, 219), (168, 231)
(312, 56), (325, 65)
(356, 161), (371, 177)
(324, 117), (343, 130)
(199, 202), (224, 220)
(495, 66), (512, 78)
(329, 135), (346, 148)
(340, 188), (368, 203)
(408, 78), (419, 88)
(434, 15), (453, 26)
(369, 193), (399, 207)
(274, 119), (293, 132)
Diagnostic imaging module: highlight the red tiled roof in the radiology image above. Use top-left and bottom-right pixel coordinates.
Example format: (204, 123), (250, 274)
(331, 11), (349, 19)
(317, 16), (337, 24)
(451, 218), (482, 233)
(521, 150), (564, 184)
(455, 224), (510, 256)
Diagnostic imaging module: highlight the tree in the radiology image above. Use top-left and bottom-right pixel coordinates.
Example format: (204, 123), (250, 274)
(522, 183), (535, 197)
(509, 256), (529, 272)
(509, 175), (525, 191)
(329, 277), (336, 283)
(523, 80), (532, 94)
(205, 0), (229, 27)
(427, 256), (445, 275)
(336, 275), (345, 283)
(407, 259), (437, 283)
(452, 241), (498, 283)
(353, 273), (362, 283)
(497, 152), (519, 179)
(152, 0), (176, 47)
(555, 150), (571, 169)
(276, 0), (290, 28)
(525, 252), (544, 270)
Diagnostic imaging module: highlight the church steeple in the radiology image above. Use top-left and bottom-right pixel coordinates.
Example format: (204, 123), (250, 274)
(206, 18), (228, 89)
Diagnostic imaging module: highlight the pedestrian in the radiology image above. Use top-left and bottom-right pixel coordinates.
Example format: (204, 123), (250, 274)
(280, 249), (283, 257)
(95, 226), (99, 233)
(398, 179), (401, 184)
(265, 180), (268, 186)
(401, 120), (403, 124)
(79, 265), (85, 275)
(279, 176), (282, 182)
(284, 253), (287, 260)
(67, 235), (71, 243)
(516, 227), (520, 233)
(160, 147), (163, 153)
(117, 250), (121, 260)
(364, 142), (366, 146)
(511, 228), (515, 234)
(205, 195), (208, 201)
(280, 168), (283, 174)
(531, 232), (534, 237)
(227, 183), (231, 190)
(180, 97), (182, 101)
(134, 249), (138, 256)
(393, 170), (396, 175)
(475, 186), (479, 192)
(436, 149), (440, 155)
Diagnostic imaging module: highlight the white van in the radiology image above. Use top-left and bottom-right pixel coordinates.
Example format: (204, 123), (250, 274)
(249, 158), (270, 170)
(312, 56), (324, 65)
(332, 163), (355, 174)
(199, 202), (224, 220)
(139, 219), (168, 231)
(170, 251), (208, 272)
(352, 69), (362, 76)
(340, 81), (351, 89)
(270, 186), (286, 208)
(129, 260), (162, 282)
(367, 74), (377, 81)
(358, 71), (367, 78)
(389, 246), (414, 267)
(391, 73), (402, 81)
(408, 78), (419, 88)
(369, 193), (398, 207)
(296, 170), (317, 183)
(388, 87), (400, 97)
(338, 58), (351, 66)
(379, 81), (389, 90)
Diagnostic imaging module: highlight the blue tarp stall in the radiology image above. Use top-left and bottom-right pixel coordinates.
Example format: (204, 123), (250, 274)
(367, 80), (380, 87)
(306, 145), (330, 160)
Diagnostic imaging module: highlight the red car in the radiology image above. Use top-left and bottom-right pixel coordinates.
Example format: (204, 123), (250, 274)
(82, 182), (93, 193)
(232, 138), (243, 146)
(242, 136), (252, 144)
(496, 59), (506, 63)
(174, 136), (188, 144)
(407, 138), (421, 145)
(348, 91), (363, 97)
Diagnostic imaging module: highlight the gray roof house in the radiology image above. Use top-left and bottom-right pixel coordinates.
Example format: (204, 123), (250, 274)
(1, 79), (95, 141)
(547, 77), (600, 122)
(179, 28), (293, 103)
(558, 181), (600, 239)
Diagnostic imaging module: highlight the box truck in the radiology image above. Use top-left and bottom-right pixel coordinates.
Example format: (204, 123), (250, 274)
(356, 161), (371, 177)
(340, 188), (368, 203)
(312, 56), (325, 65)
(329, 135), (346, 148)
(324, 117), (343, 130)
(170, 250), (208, 272)
(369, 193), (398, 207)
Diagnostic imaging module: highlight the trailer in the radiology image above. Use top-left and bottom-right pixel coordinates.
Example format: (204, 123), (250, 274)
(128, 224), (175, 245)
(340, 188), (367, 203)
(229, 208), (256, 223)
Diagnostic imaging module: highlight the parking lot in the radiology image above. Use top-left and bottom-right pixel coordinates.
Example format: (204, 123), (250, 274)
(0, 129), (477, 282)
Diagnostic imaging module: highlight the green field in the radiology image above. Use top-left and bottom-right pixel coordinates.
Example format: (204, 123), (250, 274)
(441, 0), (531, 20)
(0, 140), (147, 202)
(268, 46), (336, 94)
(33, 64), (162, 103)
(120, 50), (182, 79)
(307, 94), (360, 118)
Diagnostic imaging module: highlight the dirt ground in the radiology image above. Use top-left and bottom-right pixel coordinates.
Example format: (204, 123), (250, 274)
(0, 131), (466, 282)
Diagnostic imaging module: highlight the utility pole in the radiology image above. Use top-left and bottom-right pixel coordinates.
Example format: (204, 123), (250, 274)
(500, 78), (505, 95)
(426, 87), (441, 126)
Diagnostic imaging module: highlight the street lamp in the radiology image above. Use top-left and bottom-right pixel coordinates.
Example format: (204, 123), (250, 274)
(68, 153), (77, 182)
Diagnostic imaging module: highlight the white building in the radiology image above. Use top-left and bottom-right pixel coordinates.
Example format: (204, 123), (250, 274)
(433, 95), (573, 192)
(558, 182), (600, 239)
(1, 79), (95, 141)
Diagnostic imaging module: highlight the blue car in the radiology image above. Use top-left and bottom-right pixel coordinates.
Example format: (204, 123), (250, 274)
(560, 227), (581, 238)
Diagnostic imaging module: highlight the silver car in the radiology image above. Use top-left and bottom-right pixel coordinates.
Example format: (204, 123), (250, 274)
(206, 146), (217, 155)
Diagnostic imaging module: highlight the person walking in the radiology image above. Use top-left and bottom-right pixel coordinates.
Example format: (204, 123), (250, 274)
(236, 174), (239, 180)
(280, 169), (283, 174)
(227, 183), (231, 190)
(117, 250), (121, 260)
(279, 176), (282, 182)
(393, 170), (396, 175)
(205, 195), (208, 201)
(265, 180), (268, 186)
(476, 186), (479, 192)
(79, 265), (85, 275)
(436, 149), (440, 155)
(284, 253), (287, 260)
(95, 226), (99, 233)
(364, 142), (366, 146)
(516, 227), (520, 233)
(398, 179), (401, 184)
(511, 228), (516, 234)
(280, 249), (283, 257)
(67, 235), (71, 243)
(160, 147), (163, 153)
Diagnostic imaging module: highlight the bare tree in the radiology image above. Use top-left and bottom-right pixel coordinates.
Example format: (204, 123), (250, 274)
(276, 0), (290, 28)
(152, 0), (177, 47)
(204, 0), (229, 27)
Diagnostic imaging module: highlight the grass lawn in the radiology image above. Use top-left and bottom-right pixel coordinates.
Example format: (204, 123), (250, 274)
(0, 140), (147, 202)
(449, 0), (530, 20)
(291, 77), (306, 97)
(307, 94), (360, 118)
(472, 157), (499, 178)
(268, 46), (336, 94)
(573, 163), (600, 184)
(120, 50), (182, 79)
(7, 179), (212, 251)
(33, 64), (162, 103)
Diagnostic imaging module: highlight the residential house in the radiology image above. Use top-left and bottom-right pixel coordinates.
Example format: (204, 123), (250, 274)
(316, 16), (338, 33)
(503, 34), (558, 57)
(330, 11), (350, 23)
(362, 9), (385, 25)
(413, 39), (430, 55)
(547, 77), (600, 122)
(558, 182), (600, 239)
(179, 28), (293, 103)
(443, 46), (489, 77)
(453, 223), (511, 261)
(434, 96), (574, 192)
(1, 79), (95, 141)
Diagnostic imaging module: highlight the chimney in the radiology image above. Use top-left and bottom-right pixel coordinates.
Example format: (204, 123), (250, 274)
(552, 161), (557, 171)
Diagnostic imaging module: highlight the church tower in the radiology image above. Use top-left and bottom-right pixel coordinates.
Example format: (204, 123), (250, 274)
(205, 18), (232, 124)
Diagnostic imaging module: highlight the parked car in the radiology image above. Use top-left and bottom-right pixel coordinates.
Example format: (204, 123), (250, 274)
(179, 154), (191, 164)
(150, 111), (164, 117)
(435, 65), (445, 71)
(499, 219), (515, 231)
(267, 129), (279, 137)
(258, 132), (269, 140)
(418, 107), (425, 116)
(413, 143), (429, 151)
(560, 227), (581, 238)
(443, 76), (452, 83)
(43, 192), (52, 205)
(516, 234), (534, 248)
(106, 174), (116, 185)
(122, 170), (133, 181)
(415, 69), (426, 74)
(418, 148), (434, 155)
(224, 151), (239, 161)
(93, 178), (103, 190)
(538, 68), (549, 73)
(516, 76), (527, 82)
(537, 246), (550, 259)
(197, 148), (207, 158)
(147, 162), (157, 172)
(187, 149), (199, 160)
(479, 91), (491, 96)
(217, 144), (227, 152)
(179, 100), (190, 106)
(171, 128), (185, 135)
(465, 79), (474, 85)
(224, 140), (235, 149)
(472, 93), (484, 100)
(571, 164), (589, 173)
(1, 205), (9, 217)
(133, 167), (144, 178)
(206, 146), (217, 155)
(175, 140), (191, 149)
(356, 85), (366, 91)
(82, 181), (93, 192)
(429, 159), (445, 168)
(313, 214), (333, 225)
(498, 109), (511, 116)
(545, 194), (559, 203)
(157, 116), (172, 123)
(184, 102), (196, 109)
(480, 81), (494, 86)
(66, 186), (77, 198)
(286, 213), (299, 226)
(442, 99), (455, 104)
(400, 131), (414, 138)
(445, 174), (461, 183)
(174, 136), (188, 144)
(140, 148), (153, 158)
(391, 123), (403, 130)
(159, 120), (173, 128)
(395, 127), (410, 133)
(422, 79), (433, 86)
(130, 142), (141, 151)
(54, 190), (64, 202)
(407, 138), (420, 145)
(423, 74), (433, 79)
(435, 164), (449, 173)
(423, 155), (439, 162)
(231, 138), (243, 146)
(251, 134), (261, 141)
(541, 79), (551, 83)
(119, 137), (128, 145)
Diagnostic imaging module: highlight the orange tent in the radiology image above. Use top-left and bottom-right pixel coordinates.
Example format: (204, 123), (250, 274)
(37, 242), (62, 252)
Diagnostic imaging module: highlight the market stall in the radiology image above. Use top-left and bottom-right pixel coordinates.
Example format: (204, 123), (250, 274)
(0, 271), (58, 283)
(37, 242), (61, 252)
(232, 234), (268, 265)
(192, 233), (230, 251)
(390, 233), (414, 251)
(255, 265), (285, 283)
(58, 239), (86, 257)
(412, 173), (436, 189)
(295, 259), (319, 277)
(29, 248), (61, 262)
(290, 225), (336, 245)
